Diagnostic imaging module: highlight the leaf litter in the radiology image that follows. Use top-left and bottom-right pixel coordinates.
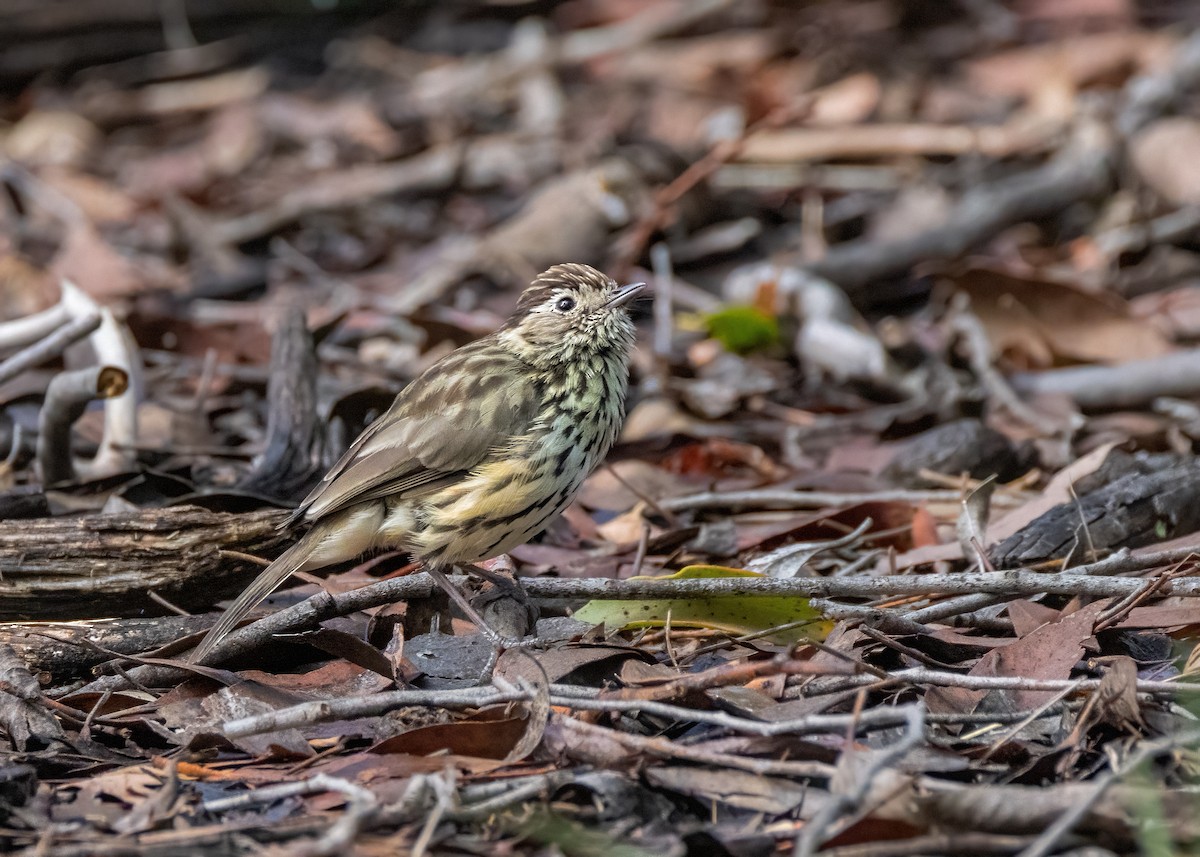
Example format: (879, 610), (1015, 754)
(2, 2), (1200, 855)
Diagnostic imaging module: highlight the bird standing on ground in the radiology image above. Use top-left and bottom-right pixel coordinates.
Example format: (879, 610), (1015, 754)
(190, 263), (644, 663)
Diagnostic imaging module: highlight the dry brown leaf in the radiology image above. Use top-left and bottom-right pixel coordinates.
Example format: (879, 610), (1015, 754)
(4, 109), (99, 167)
(369, 707), (529, 760)
(807, 72), (882, 126)
(950, 267), (1172, 368)
(1130, 117), (1200, 205)
(1091, 655), (1144, 731)
(647, 766), (811, 814)
(577, 459), (694, 510)
(930, 601), (1105, 714)
(1131, 286), (1200, 341)
(495, 643), (652, 685)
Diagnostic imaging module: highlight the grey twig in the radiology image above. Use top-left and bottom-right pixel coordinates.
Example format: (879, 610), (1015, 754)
(0, 311), (100, 387)
(222, 685), (530, 739)
(204, 772), (378, 857)
(222, 683), (922, 742)
(800, 665), (1197, 699)
(36, 366), (128, 484)
(83, 544), (1198, 691)
(1011, 347), (1200, 410)
(660, 487), (988, 512)
(795, 703), (926, 856)
(902, 545), (1173, 624)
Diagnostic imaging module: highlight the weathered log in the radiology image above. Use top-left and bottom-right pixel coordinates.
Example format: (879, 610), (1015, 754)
(0, 506), (290, 619)
(0, 614), (213, 678)
(989, 461), (1200, 567)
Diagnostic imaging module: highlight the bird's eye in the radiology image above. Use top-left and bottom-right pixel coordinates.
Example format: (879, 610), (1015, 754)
(555, 296), (576, 312)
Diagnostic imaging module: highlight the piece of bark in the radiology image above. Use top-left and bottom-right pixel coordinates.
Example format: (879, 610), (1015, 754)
(0, 506), (289, 619)
(237, 306), (320, 502)
(990, 461), (1200, 567)
(0, 614), (213, 678)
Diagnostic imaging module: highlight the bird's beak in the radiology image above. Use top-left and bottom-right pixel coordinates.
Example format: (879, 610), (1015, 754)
(606, 281), (646, 308)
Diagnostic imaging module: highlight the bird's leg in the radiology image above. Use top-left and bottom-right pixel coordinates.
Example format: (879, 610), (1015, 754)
(461, 561), (525, 595)
(422, 564), (538, 682)
(421, 565), (538, 682)
(463, 559), (538, 634)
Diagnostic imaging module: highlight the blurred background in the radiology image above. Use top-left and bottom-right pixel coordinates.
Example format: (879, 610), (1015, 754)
(3, 0), (1200, 539)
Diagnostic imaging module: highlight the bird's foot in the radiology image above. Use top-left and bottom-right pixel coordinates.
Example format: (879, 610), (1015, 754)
(423, 565), (542, 682)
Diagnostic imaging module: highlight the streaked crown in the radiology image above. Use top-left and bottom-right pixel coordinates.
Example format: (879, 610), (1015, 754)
(500, 263), (642, 367)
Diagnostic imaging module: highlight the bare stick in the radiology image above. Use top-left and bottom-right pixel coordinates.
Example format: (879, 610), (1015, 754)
(36, 366), (127, 484)
(0, 312), (100, 386)
(660, 487), (993, 512)
(1010, 347), (1200, 410)
(803, 124), (1112, 298)
(800, 665), (1197, 698)
(0, 301), (70, 351)
(223, 683), (922, 741)
(84, 545), (1197, 691)
(78, 306), (141, 479)
(222, 686), (532, 739)
(1119, 29), (1200, 136)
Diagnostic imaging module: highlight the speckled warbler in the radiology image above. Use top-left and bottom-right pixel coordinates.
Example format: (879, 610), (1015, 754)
(191, 263), (643, 662)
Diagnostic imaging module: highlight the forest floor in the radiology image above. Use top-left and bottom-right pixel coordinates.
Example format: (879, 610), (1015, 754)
(3, 1), (1200, 855)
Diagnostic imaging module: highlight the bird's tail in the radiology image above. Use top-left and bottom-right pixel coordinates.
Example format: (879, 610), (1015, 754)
(189, 505), (379, 664)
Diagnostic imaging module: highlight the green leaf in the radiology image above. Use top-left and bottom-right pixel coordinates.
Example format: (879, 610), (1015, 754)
(513, 809), (659, 857)
(573, 565), (831, 644)
(703, 305), (780, 354)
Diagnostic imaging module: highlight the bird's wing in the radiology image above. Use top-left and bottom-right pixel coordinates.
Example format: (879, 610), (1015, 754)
(294, 344), (542, 524)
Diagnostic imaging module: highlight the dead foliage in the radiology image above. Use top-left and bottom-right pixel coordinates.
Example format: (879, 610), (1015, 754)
(3, 1), (1200, 855)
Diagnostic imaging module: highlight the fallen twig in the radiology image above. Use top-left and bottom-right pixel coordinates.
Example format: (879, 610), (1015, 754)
(739, 117), (1057, 163)
(1011, 347), (1200, 410)
(800, 665), (1198, 698)
(236, 304), (320, 500)
(659, 487), (993, 512)
(795, 703), (925, 856)
(0, 308), (100, 386)
(36, 366), (128, 483)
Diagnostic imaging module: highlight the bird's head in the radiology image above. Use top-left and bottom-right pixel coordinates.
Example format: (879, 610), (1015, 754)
(498, 263), (643, 367)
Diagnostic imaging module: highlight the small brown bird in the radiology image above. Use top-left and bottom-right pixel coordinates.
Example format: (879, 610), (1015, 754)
(191, 263), (643, 663)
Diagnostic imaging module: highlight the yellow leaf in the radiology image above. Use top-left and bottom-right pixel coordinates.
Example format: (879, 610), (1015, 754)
(573, 565), (831, 644)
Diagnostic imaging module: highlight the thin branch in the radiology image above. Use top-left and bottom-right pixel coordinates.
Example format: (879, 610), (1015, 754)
(36, 366), (128, 484)
(0, 311), (100, 386)
(901, 545), (1187, 624)
(659, 487), (982, 512)
(795, 704), (926, 856)
(222, 686), (529, 739)
(800, 665), (1198, 698)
